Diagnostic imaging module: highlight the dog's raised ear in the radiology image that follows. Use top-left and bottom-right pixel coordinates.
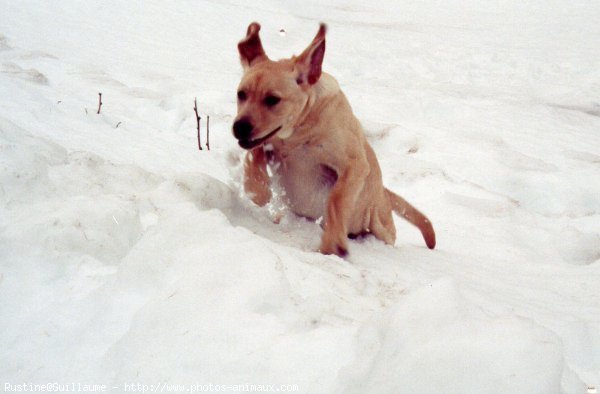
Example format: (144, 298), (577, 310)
(295, 23), (327, 85)
(238, 22), (268, 70)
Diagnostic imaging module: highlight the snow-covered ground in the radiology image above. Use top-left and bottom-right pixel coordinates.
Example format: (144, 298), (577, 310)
(1, 1), (599, 392)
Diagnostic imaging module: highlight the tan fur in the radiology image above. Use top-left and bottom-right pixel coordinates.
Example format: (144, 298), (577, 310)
(234, 22), (436, 256)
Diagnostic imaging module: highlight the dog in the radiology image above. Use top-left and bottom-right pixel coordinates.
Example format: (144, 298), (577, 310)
(233, 22), (436, 256)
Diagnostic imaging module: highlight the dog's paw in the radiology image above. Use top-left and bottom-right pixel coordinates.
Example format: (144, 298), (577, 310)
(248, 189), (271, 207)
(319, 236), (348, 257)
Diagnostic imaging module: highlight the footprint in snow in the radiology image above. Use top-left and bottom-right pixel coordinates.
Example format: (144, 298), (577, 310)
(1, 62), (48, 84)
(17, 50), (59, 60)
(549, 102), (600, 118)
(0, 33), (11, 50)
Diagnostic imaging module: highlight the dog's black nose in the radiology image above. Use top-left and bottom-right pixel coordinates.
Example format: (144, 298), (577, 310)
(233, 118), (253, 140)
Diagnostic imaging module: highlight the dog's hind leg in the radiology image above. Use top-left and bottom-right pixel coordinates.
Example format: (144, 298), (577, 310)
(369, 207), (396, 246)
(385, 188), (436, 249)
(244, 148), (271, 206)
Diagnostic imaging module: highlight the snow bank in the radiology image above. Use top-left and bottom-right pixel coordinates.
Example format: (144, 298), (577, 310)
(1, 0), (599, 393)
(338, 279), (564, 393)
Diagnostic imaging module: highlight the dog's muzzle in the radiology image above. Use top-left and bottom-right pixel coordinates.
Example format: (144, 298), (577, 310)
(237, 125), (282, 150)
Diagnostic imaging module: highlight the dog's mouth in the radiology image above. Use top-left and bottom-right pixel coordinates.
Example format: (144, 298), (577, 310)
(238, 126), (282, 150)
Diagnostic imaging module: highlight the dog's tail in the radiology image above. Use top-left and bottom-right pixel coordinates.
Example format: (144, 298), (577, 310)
(385, 188), (436, 249)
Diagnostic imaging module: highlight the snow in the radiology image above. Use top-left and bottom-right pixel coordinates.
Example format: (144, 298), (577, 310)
(1, 1), (599, 393)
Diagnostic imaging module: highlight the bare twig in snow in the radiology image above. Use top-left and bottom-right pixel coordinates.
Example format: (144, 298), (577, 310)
(115, 121), (122, 128)
(194, 97), (202, 150)
(97, 92), (102, 114)
(206, 115), (210, 150)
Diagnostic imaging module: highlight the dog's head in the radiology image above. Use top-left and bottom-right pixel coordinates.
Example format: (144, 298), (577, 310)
(233, 22), (327, 149)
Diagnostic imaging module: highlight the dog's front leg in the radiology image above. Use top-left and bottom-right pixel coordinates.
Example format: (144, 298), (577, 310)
(320, 159), (370, 256)
(244, 147), (271, 206)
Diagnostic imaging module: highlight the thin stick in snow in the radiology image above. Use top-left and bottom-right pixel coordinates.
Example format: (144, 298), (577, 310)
(194, 97), (202, 150)
(206, 115), (210, 150)
(97, 92), (102, 114)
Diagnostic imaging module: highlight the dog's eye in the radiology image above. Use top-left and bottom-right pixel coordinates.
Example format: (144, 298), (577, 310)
(237, 90), (247, 101)
(263, 95), (281, 107)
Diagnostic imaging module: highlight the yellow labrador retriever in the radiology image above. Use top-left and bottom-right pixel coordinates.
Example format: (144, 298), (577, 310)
(233, 22), (436, 256)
